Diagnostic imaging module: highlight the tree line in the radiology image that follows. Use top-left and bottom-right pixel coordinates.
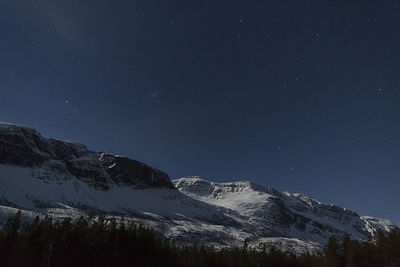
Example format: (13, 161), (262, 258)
(0, 211), (399, 267)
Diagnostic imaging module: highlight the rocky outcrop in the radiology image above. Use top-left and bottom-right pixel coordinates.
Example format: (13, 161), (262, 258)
(0, 123), (174, 190)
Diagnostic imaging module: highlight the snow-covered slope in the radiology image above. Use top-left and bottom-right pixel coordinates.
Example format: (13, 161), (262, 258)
(174, 177), (396, 245)
(0, 122), (396, 254)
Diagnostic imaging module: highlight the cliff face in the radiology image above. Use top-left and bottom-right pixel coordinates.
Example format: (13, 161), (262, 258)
(0, 123), (174, 190)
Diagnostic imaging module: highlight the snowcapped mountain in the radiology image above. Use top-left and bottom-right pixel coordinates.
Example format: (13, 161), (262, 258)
(174, 178), (395, 244)
(0, 122), (396, 254)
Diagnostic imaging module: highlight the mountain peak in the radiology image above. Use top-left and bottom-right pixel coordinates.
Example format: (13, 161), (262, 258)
(174, 176), (397, 244)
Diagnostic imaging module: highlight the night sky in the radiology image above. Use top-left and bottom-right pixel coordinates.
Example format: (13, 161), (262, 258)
(1, 1), (400, 224)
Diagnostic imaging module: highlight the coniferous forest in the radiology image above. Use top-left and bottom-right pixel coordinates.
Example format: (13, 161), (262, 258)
(0, 212), (399, 267)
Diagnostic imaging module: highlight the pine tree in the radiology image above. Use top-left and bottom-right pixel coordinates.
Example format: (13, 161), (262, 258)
(324, 235), (341, 267)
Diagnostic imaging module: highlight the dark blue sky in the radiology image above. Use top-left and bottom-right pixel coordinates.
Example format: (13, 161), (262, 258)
(1, 0), (400, 224)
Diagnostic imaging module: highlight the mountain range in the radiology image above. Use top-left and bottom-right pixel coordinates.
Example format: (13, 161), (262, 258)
(0, 122), (396, 254)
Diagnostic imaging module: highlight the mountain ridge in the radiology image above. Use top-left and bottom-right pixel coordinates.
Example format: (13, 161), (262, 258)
(0, 122), (396, 253)
(0, 122), (174, 190)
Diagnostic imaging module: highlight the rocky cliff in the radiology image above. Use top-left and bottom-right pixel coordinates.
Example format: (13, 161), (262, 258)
(0, 123), (174, 190)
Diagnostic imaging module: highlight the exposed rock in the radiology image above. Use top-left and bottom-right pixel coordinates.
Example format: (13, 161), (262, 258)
(0, 123), (174, 189)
